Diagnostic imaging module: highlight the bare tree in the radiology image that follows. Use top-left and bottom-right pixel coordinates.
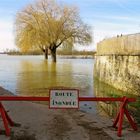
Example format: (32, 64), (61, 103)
(15, 0), (92, 62)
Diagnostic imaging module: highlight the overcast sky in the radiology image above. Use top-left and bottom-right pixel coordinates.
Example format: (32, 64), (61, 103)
(0, 0), (140, 51)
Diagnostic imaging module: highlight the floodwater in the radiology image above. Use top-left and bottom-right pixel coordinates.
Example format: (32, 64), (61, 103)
(0, 54), (139, 120)
(0, 54), (96, 113)
(0, 55), (94, 96)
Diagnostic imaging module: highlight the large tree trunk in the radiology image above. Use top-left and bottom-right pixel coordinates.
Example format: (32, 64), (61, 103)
(50, 48), (56, 62)
(44, 48), (48, 59)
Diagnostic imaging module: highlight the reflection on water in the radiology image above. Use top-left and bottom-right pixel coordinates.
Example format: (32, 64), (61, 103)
(94, 78), (140, 124)
(0, 55), (94, 97)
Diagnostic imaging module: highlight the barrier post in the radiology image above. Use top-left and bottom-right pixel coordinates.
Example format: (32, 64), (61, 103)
(113, 97), (138, 137)
(0, 102), (14, 136)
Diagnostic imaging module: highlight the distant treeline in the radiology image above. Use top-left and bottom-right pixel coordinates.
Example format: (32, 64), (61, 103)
(57, 50), (96, 56)
(6, 49), (43, 55)
(6, 49), (96, 56)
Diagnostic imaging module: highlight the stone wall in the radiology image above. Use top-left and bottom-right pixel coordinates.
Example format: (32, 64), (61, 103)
(95, 33), (140, 95)
(97, 33), (140, 55)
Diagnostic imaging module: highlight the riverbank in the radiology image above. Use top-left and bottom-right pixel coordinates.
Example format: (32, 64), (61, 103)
(0, 86), (140, 140)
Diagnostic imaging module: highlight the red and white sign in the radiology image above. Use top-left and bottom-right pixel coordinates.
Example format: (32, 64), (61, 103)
(49, 89), (79, 109)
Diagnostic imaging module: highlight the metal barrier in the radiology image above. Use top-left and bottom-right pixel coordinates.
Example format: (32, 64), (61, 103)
(0, 96), (138, 137)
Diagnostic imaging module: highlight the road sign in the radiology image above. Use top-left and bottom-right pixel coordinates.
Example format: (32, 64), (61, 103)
(49, 89), (79, 109)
